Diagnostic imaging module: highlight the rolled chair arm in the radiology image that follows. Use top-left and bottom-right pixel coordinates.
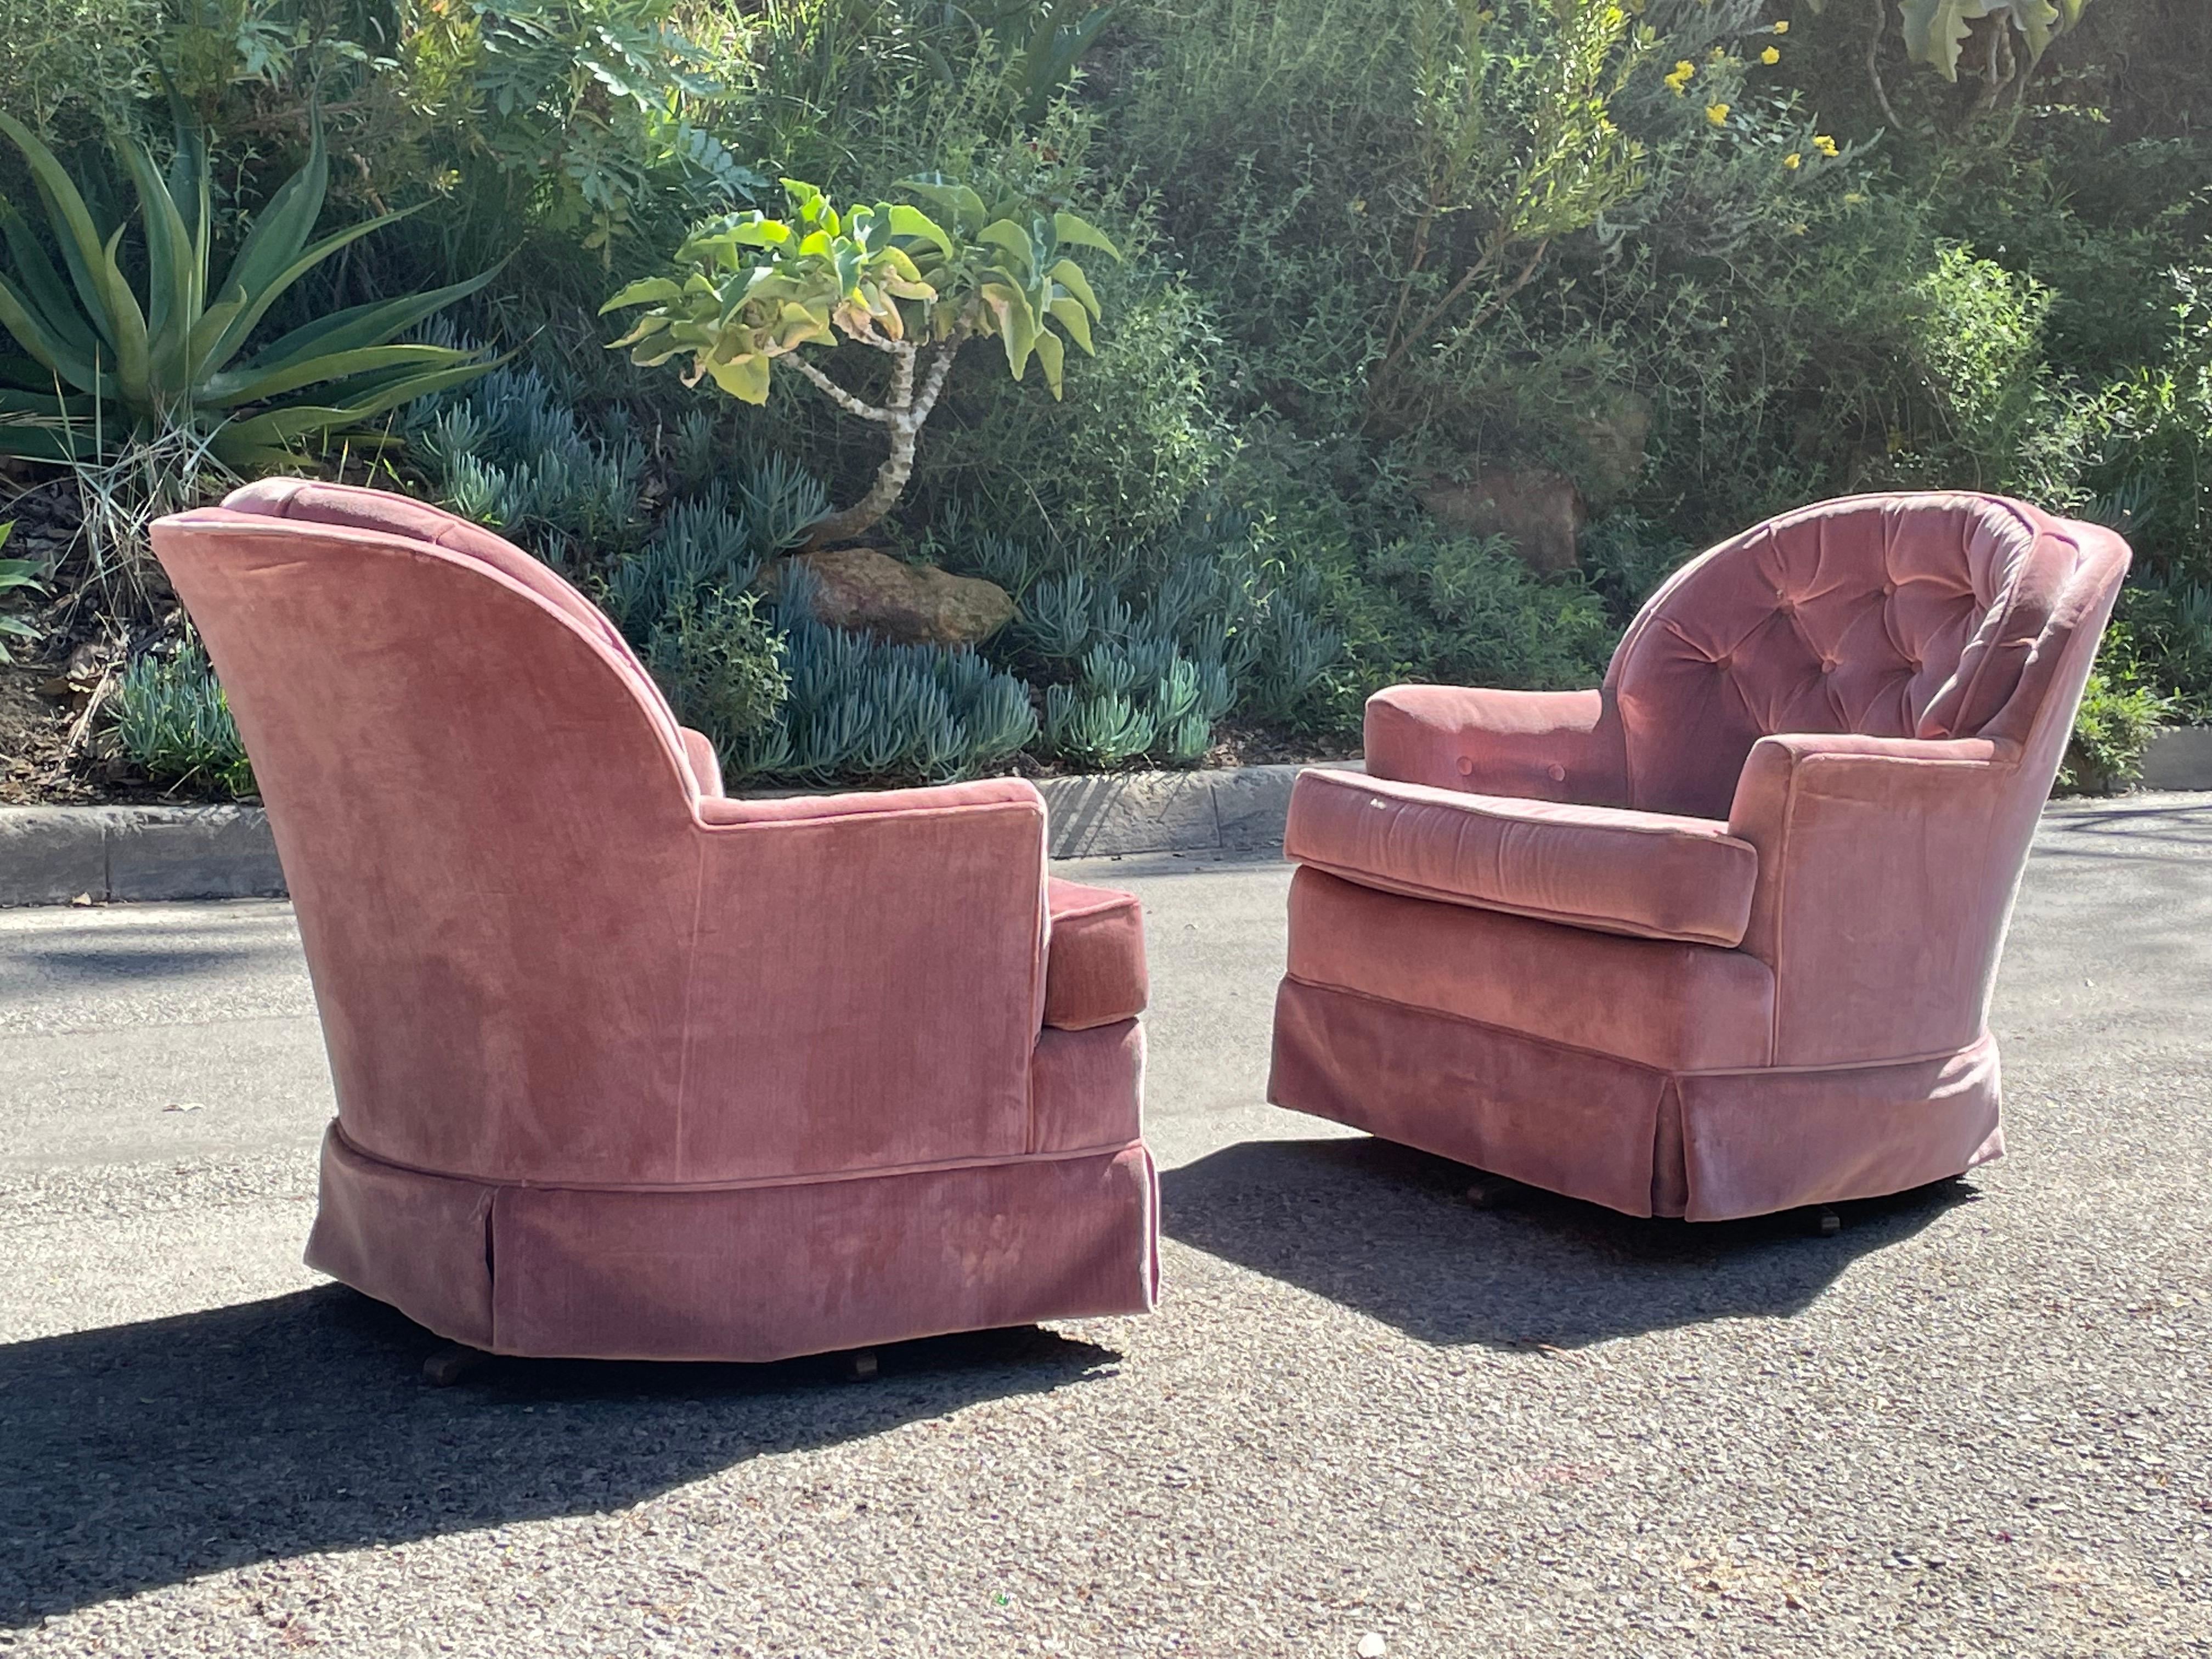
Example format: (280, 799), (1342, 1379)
(1363, 685), (1630, 804)
(1725, 731), (2028, 1065)
(695, 776), (1041, 827)
(679, 727), (723, 798)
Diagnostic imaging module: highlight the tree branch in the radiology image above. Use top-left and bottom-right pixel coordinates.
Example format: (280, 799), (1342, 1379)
(1867, 0), (1906, 130)
(789, 357), (895, 424)
(1367, 232), (1528, 398)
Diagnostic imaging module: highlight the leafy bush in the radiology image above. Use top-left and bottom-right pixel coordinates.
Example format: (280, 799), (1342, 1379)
(641, 589), (791, 763)
(112, 639), (255, 797)
(1359, 527), (1615, 692)
(0, 0), (155, 134)
(2056, 667), (2166, 796)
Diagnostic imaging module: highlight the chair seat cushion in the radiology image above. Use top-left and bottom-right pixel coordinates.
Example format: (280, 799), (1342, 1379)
(1044, 879), (1148, 1029)
(1284, 769), (1759, 947)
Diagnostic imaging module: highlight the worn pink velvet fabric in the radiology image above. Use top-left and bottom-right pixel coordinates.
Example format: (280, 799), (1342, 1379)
(150, 481), (1158, 1360)
(1272, 493), (2129, 1220)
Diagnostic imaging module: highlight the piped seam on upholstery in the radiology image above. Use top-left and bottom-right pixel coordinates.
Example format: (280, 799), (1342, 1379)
(1281, 975), (1990, 1081)
(328, 1119), (1142, 1194)
(1299, 770), (1741, 842)
(1290, 857), (1750, 948)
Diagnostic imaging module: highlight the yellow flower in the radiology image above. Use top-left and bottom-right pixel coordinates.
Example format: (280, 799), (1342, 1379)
(1706, 101), (1730, 126)
(1761, 46), (1780, 64)
(1773, 18), (1789, 31)
(1707, 45), (1726, 61)
(1813, 133), (1839, 156)
(1782, 151), (1802, 170)
(1664, 59), (1696, 94)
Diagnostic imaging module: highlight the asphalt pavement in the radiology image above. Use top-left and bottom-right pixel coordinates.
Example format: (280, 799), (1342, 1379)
(1, 795), (2208, 1657)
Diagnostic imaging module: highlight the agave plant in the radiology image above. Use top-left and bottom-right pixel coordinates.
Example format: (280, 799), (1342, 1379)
(0, 521), (41, 664)
(0, 112), (497, 471)
(605, 175), (1117, 544)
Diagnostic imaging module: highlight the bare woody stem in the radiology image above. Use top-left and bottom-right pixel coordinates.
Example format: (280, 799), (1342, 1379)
(1368, 232), (1548, 403)
(799, 314), (976, 548)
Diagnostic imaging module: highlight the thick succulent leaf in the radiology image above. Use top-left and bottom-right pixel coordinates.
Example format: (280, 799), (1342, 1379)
(1047, 258), (1102, 320)
(601, 275), (684, 312)
(0, 416), (87, 462)
(0, 205), (100, 362)
(886, 205), (954, 259)
(0, 384), (92, 416)
(1899, 0), (2059, 79)
(123, 139), (201, 391)
(978, 219), (1038, 276)
(199, 343), (481, 408)
(232, 265), (500, 377)
(0, 111), (149, 390)
(981, 279), (1040, 377)
(187, 285), (248, 370)
(1031, 328), (1065, 398)
(1047, 294), (1095, 353)
(0, 272), (106, 390)
(215, 355), (498, 452)
(704, 351), (771, 403)
(1051, 210), (1121, 260)
(199, 207), (422, 374)
(217, 125), (331, 306)
(901, 177), (989, 238)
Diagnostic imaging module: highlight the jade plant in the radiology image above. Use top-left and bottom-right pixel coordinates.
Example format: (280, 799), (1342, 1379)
(0, 113), (496, 471)
(603, 176), (1118, 545)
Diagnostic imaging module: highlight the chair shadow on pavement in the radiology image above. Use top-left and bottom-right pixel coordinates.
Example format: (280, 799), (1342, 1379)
(0, 1285), (1119, 1628)
(1163, 1136), (1972, 1351)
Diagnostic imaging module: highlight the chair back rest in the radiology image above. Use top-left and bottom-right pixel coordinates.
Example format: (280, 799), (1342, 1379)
(1607, 493), (2086, 816)
(149, 484), (703, 1179)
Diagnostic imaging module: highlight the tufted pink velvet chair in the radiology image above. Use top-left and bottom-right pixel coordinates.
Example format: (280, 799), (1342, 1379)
(150, 481), (1158, 1362)
(1271, 493), (2129, 1221)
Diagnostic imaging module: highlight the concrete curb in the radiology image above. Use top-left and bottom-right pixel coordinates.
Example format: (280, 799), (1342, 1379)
(9, 731), (2209, 907)
(2137, 726), (2212, 792)
(0, 763), (1341, 907)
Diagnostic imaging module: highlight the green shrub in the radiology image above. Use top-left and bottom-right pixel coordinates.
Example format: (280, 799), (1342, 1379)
(2057, 667), (2168, 797)
(0, 0), (155, 134)
(753, 569), (1040, 783)
(112, 641), (255, 797)
(641, 590), (790, 763)
(1358, 528), (1615, 693)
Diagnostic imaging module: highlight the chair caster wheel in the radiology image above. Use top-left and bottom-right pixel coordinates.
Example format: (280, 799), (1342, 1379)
(842, 1348), (880, 1383)
(1465, 1175), (1526, 1210)
(422, 1342), (492, 1386)
(1809, 1205), (1842, 1237)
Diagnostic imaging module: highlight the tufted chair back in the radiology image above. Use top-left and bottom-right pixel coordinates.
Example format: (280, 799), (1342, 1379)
(1607, 493), (2083, 817)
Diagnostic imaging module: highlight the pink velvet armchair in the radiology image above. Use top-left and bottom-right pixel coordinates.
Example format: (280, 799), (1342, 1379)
(1270, 492), (2129, 1221)
(150, 480), (1158, 1362)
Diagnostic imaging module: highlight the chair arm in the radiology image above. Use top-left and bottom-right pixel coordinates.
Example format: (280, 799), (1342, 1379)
(695, 776), (1039, 827)
(680, 777), (1051, 1177)
(1725, 731), (2032, 1066)
(1364, 685), (1630, 804)
(678, 727), (723, 798)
